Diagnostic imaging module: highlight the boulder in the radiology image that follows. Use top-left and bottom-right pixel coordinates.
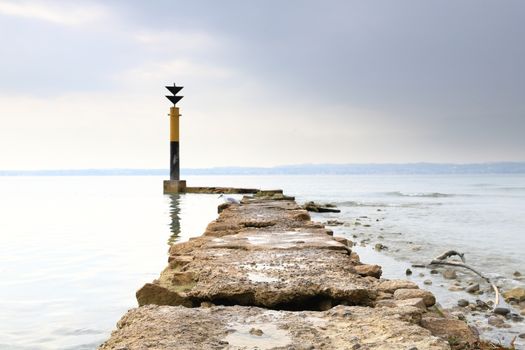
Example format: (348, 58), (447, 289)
(394, 288), (436, 307)
(378, 280), (419, 293)
(421, 315), (479, 349)
(354, 264), (382, 278)
(503, 287), (525, 302)
(395, 297), (427, 311)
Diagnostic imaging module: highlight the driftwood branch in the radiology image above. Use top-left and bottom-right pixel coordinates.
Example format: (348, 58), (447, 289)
(428, 250), (509, 315)
(434, 250), (466, 263)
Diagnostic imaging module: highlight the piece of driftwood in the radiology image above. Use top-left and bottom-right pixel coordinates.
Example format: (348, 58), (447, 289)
(429, 250), (509, 315)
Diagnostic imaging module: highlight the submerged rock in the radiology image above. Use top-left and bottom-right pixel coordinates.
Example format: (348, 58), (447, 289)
(303, 201), (341, 213)
(443, 269), (457, 280)
(457, 299), (469, 307)
(503, 287), (525, 302)
(465, 283), (480, 294)
(326, 219), (344, 226)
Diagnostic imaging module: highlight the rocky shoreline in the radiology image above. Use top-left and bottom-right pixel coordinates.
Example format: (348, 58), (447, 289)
(311, 200), (525, 348)
(99, 191), (513, 349)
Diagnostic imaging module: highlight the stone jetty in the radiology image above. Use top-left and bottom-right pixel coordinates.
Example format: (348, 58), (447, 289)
(100, 191), (481, 350)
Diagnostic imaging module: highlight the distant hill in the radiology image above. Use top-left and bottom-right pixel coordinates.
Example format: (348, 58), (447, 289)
(2, 162), (525, 176)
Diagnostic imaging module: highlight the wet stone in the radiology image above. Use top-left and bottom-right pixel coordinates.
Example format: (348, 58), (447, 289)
(465, 283), (479, 294)
(458, 299), (469, 307)
(442, 269), (457, 280)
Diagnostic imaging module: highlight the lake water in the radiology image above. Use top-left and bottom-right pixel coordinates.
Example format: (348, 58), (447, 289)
(1, 174), (524, 349)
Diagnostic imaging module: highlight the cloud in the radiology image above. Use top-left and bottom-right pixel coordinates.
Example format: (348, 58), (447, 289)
(134, 30), (221, 52)
(118, 59), (234, 86)
(0, 0), (107, 26)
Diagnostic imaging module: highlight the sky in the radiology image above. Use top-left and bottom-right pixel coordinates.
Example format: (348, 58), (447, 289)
(0, 0), (524, 169)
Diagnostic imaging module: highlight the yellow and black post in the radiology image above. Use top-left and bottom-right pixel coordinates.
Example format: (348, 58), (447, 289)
(163, 83), (186, 193)
(169, 105), (181, 181)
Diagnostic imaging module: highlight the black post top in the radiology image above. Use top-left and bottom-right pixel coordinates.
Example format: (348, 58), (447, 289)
(165, 83), (184, 106)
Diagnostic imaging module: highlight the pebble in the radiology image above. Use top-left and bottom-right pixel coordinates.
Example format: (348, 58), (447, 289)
(488, 316), (506, 327)
(405, 268), (412, 276)
(249, 328), (263, 336)
(418, 273), (425, 277)
(423, 280), (432, 285)
(466, 283), (480, 294)
(448, 286), (464, 292)
(443, 269), (457, 280)
(514, 271), (522, 277)
(458, 299), (469, 307)
(476, 300), (489, 310)
(374, 243), (385, 251)
(494, 307), (510, 316)
(519, 333), (525, 339)
(430, 269), (439, 275)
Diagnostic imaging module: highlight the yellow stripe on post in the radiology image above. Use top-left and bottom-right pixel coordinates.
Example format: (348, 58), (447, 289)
(170, 106), (180, 142)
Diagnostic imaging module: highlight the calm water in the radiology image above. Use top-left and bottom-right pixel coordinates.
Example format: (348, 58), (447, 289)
(0, 174), (524, 349)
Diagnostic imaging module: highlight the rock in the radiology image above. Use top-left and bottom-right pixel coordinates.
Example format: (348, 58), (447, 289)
(217, 202), (231, 213)
(303, 201), (341, 213)
(465, 284), (479, 294)
(101, 305), (452, 350)
(514, 271), (522, 277)
(475, 300), (489, 310)
(349, 251), (360, 263)
(376, 299), (397, 308)
(519, 333), (525, 339)
(457, 299), (469, 307)
(200, 301), (214, 308)
(420, 315), (479, 349)
(394, 289), (436, 307)
(448, 286), (465, 292)
(249, 328), (264, 336)
(376, 291), (394, 300)
(442, 269), (457, 280)
(424, 280), (432, 285)
(354, 264), (382, 278)
(374, 243), (385, 251)
(333, 236), (350, 246)
(395, 298), (427, 311)
(494, 306), (510, 316)
(488, 316), (508, 328)
(430, 269), (439, 275)
(405, 268), (413, 276)
(503, 287), (525, 302)
(326, 219), (344, 226)
(378, 280), (419, 293)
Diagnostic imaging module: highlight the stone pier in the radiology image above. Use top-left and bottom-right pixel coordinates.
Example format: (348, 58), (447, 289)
(99, 191), (480, 350)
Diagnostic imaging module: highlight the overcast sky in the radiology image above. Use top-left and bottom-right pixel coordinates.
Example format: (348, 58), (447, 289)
(0, 0), (524, 169)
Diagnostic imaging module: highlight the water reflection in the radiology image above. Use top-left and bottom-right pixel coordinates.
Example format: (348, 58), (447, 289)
(167, 194), (181, 245)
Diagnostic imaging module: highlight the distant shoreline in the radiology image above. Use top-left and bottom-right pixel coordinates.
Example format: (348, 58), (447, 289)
(2, 162), (525, 176)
